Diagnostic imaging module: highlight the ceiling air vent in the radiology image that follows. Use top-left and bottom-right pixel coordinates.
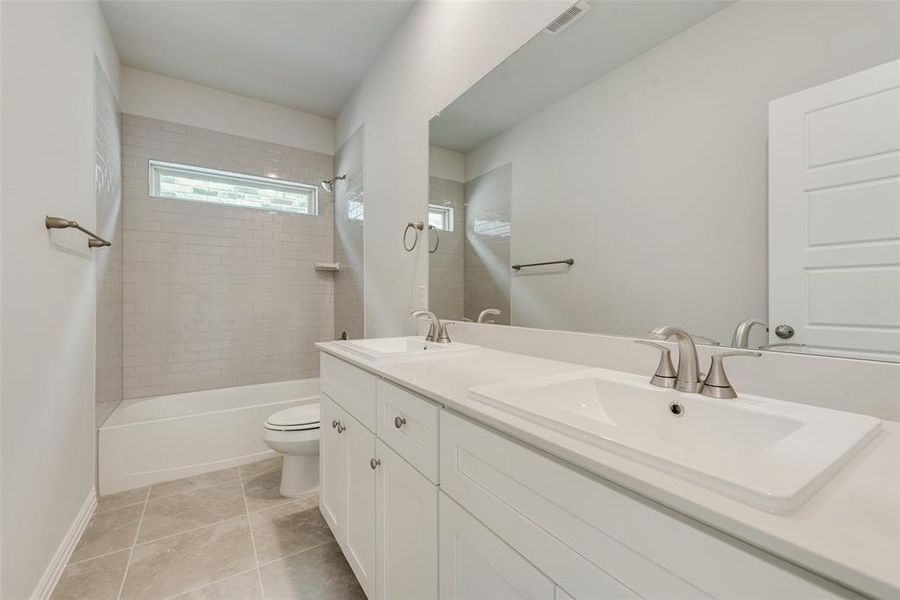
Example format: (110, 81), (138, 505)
(545, 0), (591, 36)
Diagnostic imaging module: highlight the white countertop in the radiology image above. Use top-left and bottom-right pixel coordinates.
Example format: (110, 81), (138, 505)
(317, 341), (900, 599)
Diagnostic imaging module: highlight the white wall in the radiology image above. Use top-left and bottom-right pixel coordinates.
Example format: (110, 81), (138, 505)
(120, 67), (335, 155)
(428, 145), (464, 182)
(336, 0), (570, 337)
(465, 0), (900, 344)
(0, 2), (120, 597)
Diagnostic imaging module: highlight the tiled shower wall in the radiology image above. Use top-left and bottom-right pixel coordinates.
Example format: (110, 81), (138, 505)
(121, 115), (335, 399)
(428, 176), (465, 320)
(333, 126), (365, 339)
(463, 164), (511, 324)
(95, 60), (124, 425)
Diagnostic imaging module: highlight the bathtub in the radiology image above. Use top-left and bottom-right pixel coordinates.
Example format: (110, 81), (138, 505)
(98, 379), (319, 495)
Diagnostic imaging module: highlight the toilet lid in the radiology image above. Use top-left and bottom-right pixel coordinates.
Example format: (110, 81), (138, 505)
(265, 404), (320, 431)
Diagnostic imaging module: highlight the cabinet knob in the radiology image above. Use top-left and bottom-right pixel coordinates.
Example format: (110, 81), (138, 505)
(394, 416), (407, 429)
(370, 458), (381, 470)
(336, 422), (345, 433)
(331, 419), (338, 429)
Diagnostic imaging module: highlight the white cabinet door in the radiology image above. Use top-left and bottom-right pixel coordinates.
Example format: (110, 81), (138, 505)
(439, 492), (555, 600)
(770, 59), (900, 360)
(319, 395), (345, 539)
(344, 409), (377, 599)
(375, 440), (438, 600)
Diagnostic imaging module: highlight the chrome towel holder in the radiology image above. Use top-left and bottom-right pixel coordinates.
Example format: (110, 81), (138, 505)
(511, 258), (574, 271)
(402, 221), (439, 253)
(45, 216), (111, 248)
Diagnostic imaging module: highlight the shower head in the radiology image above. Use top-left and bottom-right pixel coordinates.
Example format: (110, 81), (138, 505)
(321, 174), (346, 192)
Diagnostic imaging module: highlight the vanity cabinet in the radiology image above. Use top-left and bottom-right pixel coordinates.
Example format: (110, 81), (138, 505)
(321, 352), (862, 600)
(320, 359), (439, 600)
(375, 439), (438, 600)
(319, 394), (377, 598)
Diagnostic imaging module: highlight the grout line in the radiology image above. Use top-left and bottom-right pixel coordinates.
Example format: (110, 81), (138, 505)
(158, 567), (259, 600)
(255, 540), (334, 570)
(115, 486), (151, 600)
(131, 512), (249, 548)
(239, 465), (266, 599)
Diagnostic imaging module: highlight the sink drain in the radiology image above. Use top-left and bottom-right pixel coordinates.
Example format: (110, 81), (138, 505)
(668, 401), (685, 417)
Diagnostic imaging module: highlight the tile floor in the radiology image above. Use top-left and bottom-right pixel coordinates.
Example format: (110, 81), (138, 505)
(51, 458), (366, 600)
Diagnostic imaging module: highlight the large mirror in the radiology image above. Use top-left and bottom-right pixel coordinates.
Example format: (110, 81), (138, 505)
(428, 0), (900, 361)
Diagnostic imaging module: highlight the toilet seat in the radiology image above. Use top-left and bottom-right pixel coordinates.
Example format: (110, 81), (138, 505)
(264, 404), (320, 432)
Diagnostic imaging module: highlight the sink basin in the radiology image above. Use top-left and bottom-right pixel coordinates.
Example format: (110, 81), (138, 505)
(335, 336), (478, 361)
(467, 369), (881, 513)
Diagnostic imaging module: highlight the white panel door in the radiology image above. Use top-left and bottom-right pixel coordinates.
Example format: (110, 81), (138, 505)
(345, 412), (377, 599)
(770, 59), (900, 360)
(319, 395), (346, 539)
(375, 440), (438, 600)
(439, 492), (555, 600)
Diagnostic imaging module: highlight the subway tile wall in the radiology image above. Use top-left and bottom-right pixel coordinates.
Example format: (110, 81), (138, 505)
(464, 164), (511, 324)
(95, 60), (124, 425)
(121, 115), (335, 399)
(333, 126), (365, 340)
(428, 176), (465, 320)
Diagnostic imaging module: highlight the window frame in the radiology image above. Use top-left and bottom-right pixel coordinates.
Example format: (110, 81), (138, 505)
(148, 160), (319, 216)
(428, 203), (454, 232)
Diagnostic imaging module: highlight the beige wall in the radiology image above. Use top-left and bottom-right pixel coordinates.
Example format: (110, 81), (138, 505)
(121, 115), (335, 398)
(1, 1), (120, 596)
(333, 126), (365, 340)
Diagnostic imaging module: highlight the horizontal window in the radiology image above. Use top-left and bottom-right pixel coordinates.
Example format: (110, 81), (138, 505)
(149, 160), (318, 216)
(428, 204), (454, 231)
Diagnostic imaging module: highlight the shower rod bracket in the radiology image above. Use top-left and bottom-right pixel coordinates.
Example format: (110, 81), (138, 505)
(45, 216), (112, 248)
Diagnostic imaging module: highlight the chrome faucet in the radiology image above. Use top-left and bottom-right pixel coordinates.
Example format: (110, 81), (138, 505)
(410, 310), (451, 343)
(648, 326), (702, 393)
(731, 319), (767, 348)
(477, 308), (501, 323)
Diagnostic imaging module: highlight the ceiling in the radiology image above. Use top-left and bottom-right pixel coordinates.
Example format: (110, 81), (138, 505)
(430, 1), (733, 152)
(100, 0), (416, 118)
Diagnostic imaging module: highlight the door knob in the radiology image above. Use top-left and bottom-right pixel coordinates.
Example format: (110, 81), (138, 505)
(775, 324), (795, 339)
(370, 458), (381, 470)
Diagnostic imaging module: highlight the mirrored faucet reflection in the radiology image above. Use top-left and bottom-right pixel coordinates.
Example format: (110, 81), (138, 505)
(477, 308), (501, 323)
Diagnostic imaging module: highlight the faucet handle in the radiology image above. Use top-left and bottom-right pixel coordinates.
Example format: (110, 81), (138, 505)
(634, 340), (677, 388)
(701, 350), (761, 399)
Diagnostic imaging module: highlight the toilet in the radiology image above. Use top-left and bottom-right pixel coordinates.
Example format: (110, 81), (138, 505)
(261, 403), (320, 497)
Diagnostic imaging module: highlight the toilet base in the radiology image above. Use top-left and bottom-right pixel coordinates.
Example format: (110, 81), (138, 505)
(279, 453), (319, 497)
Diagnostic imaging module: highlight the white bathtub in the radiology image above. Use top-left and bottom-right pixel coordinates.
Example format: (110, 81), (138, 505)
(99, 379), (319, 495)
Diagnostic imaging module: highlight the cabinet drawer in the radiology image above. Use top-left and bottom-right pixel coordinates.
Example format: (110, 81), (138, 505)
(440, 410), (858, 599)
(376, 379), (440, 483)
(320, 353), (377, 431)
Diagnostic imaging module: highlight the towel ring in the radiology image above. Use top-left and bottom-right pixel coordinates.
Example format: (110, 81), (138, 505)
(428, 224), (440, 254)
(403, 221), (425, 252)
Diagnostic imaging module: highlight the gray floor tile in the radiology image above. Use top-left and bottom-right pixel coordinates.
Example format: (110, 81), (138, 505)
(239, 456), (282, 481)
(150, 467), (241, 499)
(51, 549), (130, 600)
(172, 569), (262, 600)
(259, 541), (365, 600)
(248, 495), (326, 564)
(70, 504), (143, 563)
(138, 479), (246, 543)
(96, 487), (149, 514)
(122, 516), (256, 600)
(243, 468), (292, 513)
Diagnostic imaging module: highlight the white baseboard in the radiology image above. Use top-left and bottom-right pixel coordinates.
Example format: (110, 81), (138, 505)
(31, 488), (97, 600)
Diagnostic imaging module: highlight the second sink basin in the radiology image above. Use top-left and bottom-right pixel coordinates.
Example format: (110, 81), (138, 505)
(467, 369), (881, 513)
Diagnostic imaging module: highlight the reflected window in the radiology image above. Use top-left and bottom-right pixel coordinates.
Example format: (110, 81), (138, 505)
(348, 199), (364, 221)
(428, 204), (454, 231)
(149, 160), (318, 215)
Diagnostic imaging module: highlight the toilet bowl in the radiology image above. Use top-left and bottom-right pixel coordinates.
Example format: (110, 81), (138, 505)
(261, 403), (320, 497)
